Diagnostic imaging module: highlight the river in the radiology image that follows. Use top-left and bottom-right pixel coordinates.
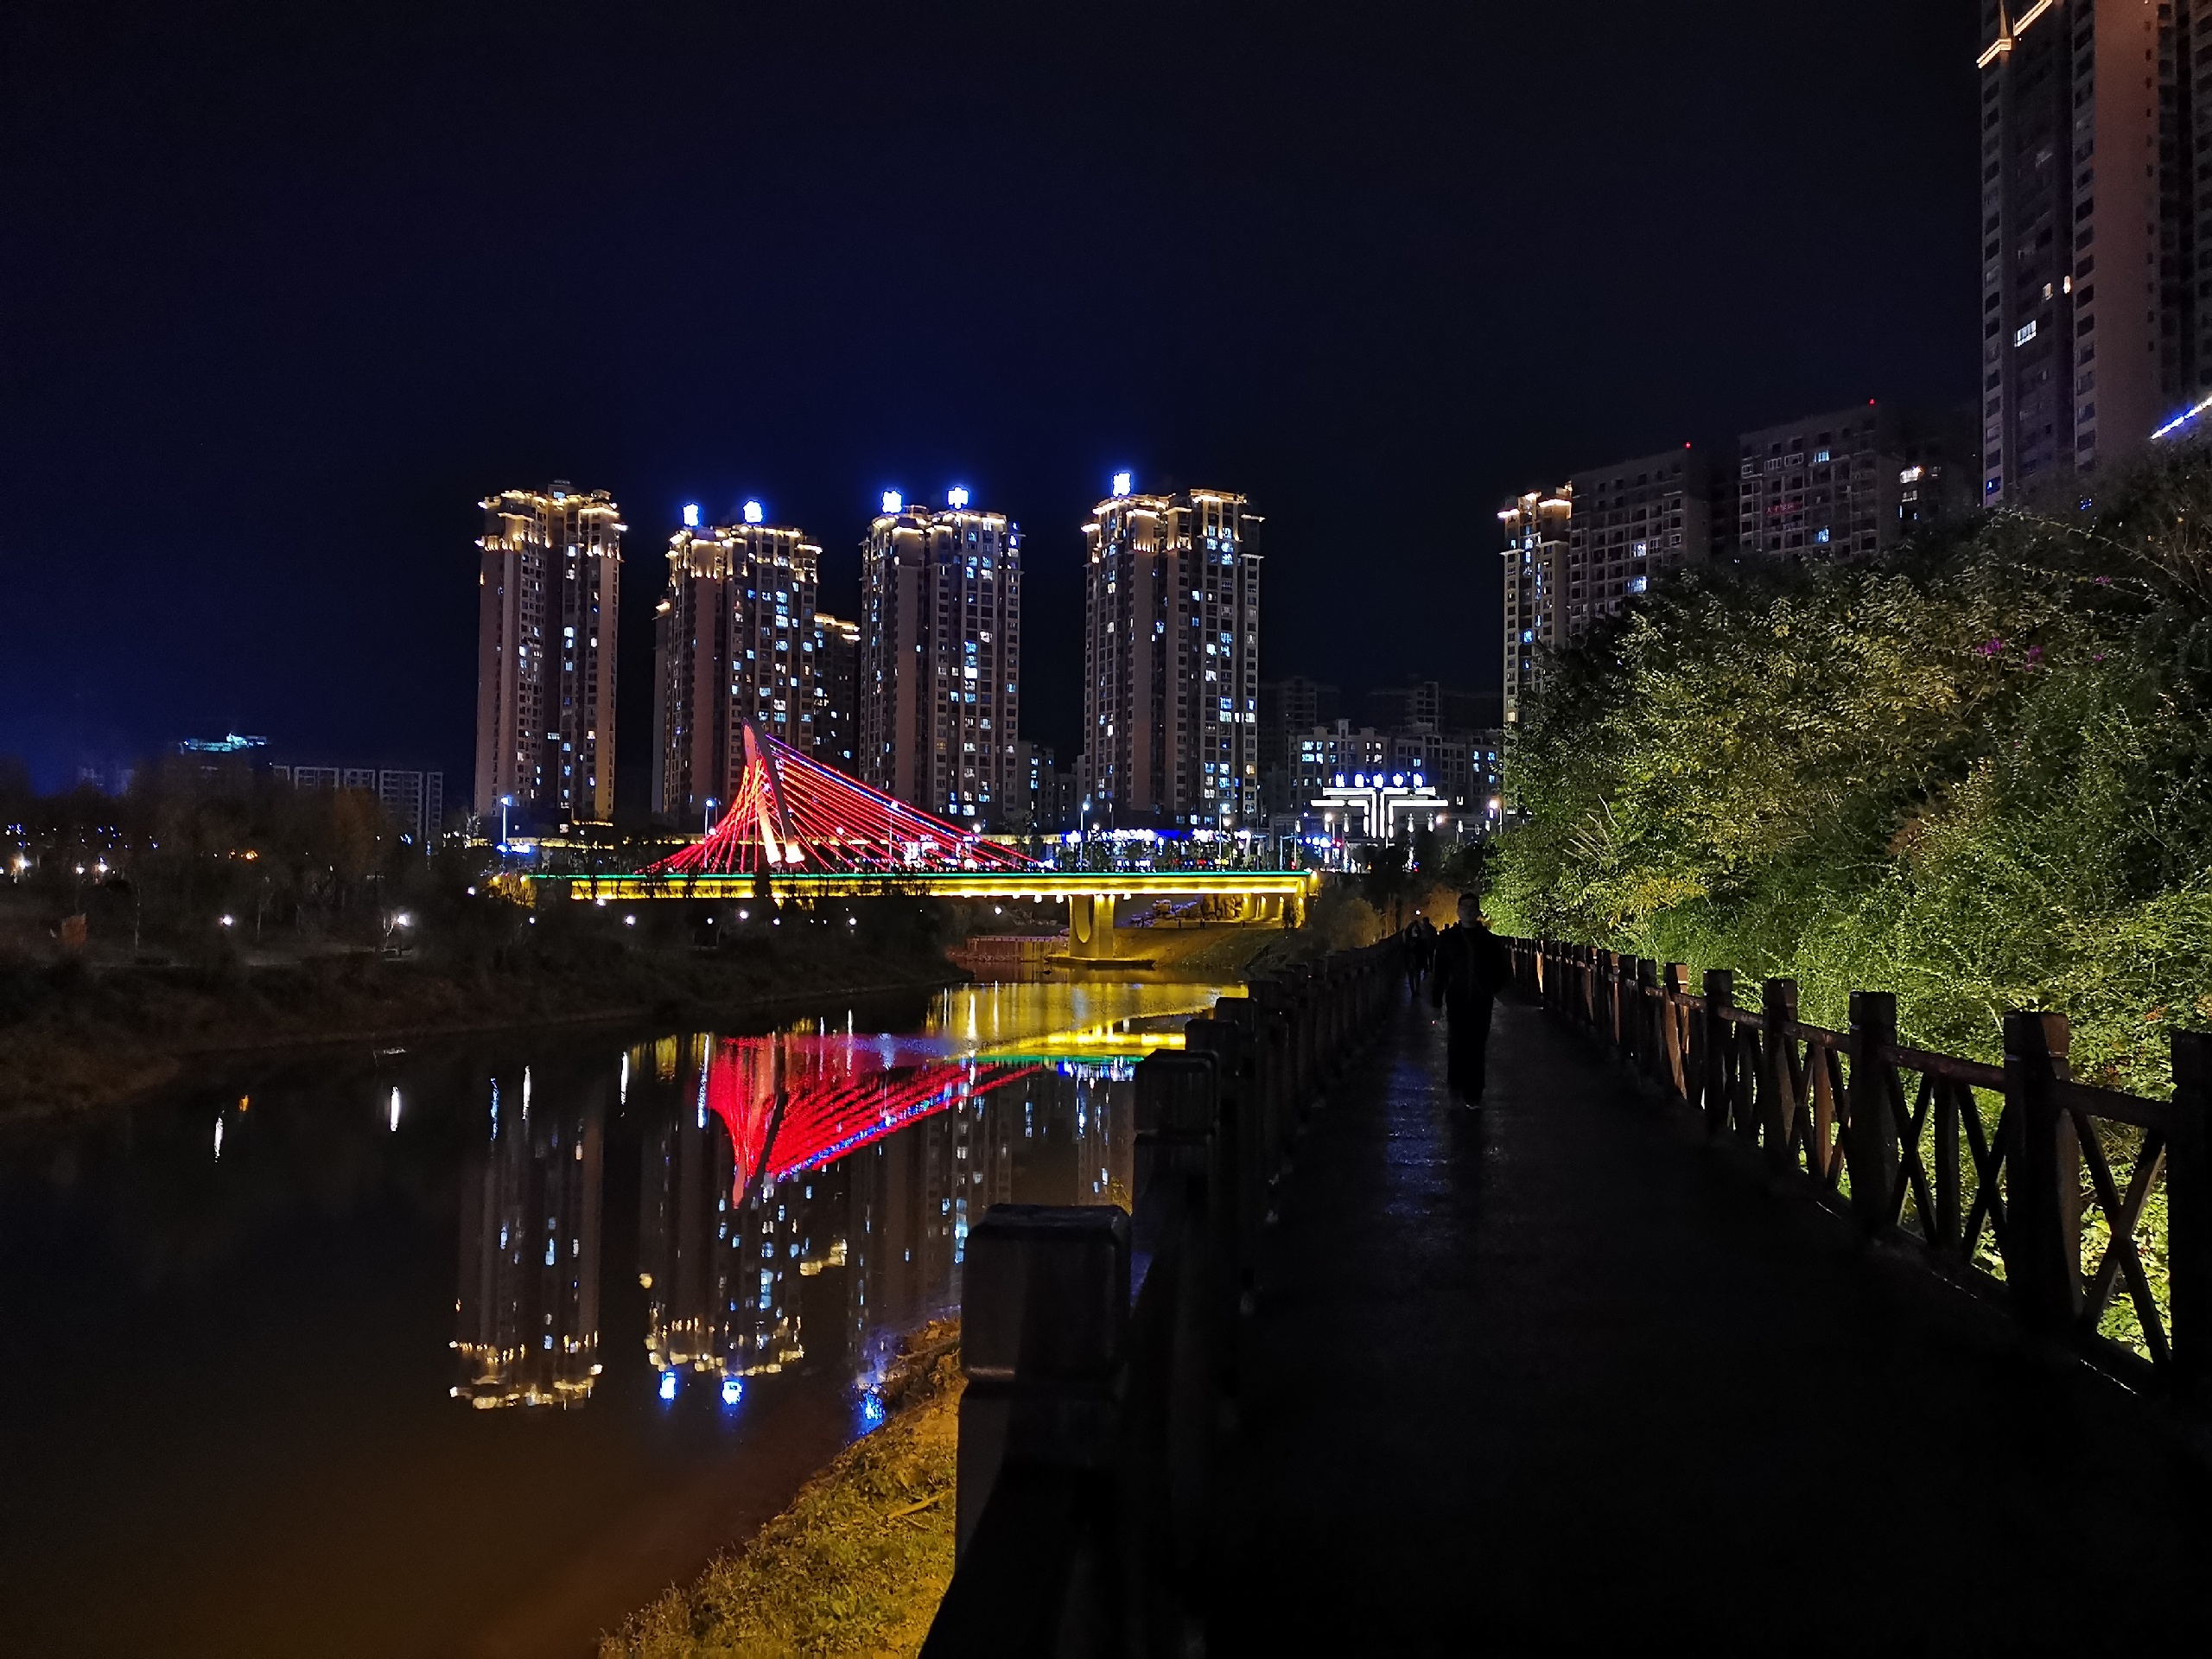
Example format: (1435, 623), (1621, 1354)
(0, 981), (1240, 1658)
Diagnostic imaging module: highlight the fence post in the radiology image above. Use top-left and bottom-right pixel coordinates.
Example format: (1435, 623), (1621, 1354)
(1633, 958), (1657, 1077)
(1701, 969), (1735, 1137)
(2004, 1011), (2081, 1337)
(1847, 992), (1899, 1234)
(2171, 1032), (2212, 1401)
(1760, 979), (1800, 1173)
(953, 1205), (1130, 1556)
(1662, 964), (1689, 1101)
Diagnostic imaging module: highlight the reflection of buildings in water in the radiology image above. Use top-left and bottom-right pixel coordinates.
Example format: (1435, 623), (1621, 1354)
(454, 1070), (606, 1408)
(638, 1007), (1162, 1400)
(1068, 1064), (1127, 1208)
(641, 1039), (805, 1389)
(844, 1076), (1020, 1346)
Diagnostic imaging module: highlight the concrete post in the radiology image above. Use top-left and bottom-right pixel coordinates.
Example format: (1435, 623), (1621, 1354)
(956, 1205), (1131, 1562)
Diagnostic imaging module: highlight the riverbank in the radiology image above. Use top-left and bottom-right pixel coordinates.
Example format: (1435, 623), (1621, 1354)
(600, 1322), (963, 1659)
(0, 935), (961, 1124)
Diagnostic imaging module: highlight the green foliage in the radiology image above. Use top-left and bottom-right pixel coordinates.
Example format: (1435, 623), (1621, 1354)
(1491, 441), (2212, 1093)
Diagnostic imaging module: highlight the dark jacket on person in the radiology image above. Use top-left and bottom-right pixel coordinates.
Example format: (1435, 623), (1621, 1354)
(1431, 921), (1510, 1010)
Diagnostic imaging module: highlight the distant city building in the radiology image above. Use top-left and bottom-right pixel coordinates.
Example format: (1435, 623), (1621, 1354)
(858, 491), (1022, 829)
(1259, 677), (1340, 812)
(276, 764), (446, 846)
(474, 482), (622, 828)
(1500, 447), (1708, 725)
(1080, 481), (1262, 830)
(1290, 721), (1497, 816)
(652, 510), (823, 823)
(1011, 739), (1075, 835)
(1294, 722), (1389, 800)
(1498, 485), (1570, 727)
(1734, 405), (1903, 558)
(176, 734), (268, 755)
(1362, 680), (1502, 735)
(1979, 1), (2204, 497)
(813, 609), (861, 772)
(1568, 446), (1712, 624)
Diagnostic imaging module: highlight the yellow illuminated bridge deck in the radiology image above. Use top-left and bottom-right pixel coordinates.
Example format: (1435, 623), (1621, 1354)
(543, 869), (1322, 903)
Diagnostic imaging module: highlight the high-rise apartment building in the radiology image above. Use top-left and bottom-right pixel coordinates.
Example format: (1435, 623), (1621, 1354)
(859, 491), (1022, 828)
(1980, 0), (2206, 499)
(1080, 482), (1262, 830)
(1568, 448), (1710, 621)
(1499, 447), (1708, 724)
(1499, 486), (1570, 727)
(474, 483), (621, 827)
(1734, 405), (1899, 556)
(652, 510), (822, 823)
(813, 610), (861, 773)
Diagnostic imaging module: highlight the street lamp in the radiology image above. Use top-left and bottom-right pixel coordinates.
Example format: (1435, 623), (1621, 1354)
(704, 798), (719, 836)
(499, 795), (513, 848)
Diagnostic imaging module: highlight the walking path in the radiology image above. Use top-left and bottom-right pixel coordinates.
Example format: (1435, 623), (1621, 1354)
(1213, 990), (2212, 1651)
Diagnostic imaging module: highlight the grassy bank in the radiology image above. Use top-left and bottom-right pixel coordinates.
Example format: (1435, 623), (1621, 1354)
(601, 1323), (963, 1659)
(0, 922), (959, 1123)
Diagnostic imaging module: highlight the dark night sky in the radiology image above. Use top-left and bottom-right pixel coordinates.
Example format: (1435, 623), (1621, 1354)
(1, 0), (1982, 799)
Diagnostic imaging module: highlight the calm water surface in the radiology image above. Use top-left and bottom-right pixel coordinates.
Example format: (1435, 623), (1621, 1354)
(0, 982), (1236, 1658)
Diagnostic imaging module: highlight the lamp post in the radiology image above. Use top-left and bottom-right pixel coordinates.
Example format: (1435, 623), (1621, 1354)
(499, 795), (513, 851)
(704, 798), (718, 837)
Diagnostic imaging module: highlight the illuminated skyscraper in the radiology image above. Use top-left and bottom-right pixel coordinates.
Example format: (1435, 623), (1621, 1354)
(813, 610), (861, 772)
(652, 507), (823, 822)
(1497, 485), (1571, 727)
(474, 483), (622, 826)
(1500, 448), (1711, 724)
(859, 491), (1022, 828)
(1979, 1), (2209, 498)
(1079, 481), (1262, 830)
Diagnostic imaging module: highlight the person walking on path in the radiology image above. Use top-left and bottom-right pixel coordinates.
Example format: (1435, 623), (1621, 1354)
(1430, 894), (1510, 1102)
(1403, 912), (1437, 990)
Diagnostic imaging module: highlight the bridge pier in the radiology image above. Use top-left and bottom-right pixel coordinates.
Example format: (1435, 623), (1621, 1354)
(1066, 893), (1119, 961)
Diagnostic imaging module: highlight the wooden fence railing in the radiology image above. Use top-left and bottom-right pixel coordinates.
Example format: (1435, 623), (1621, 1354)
(1508, 938), (2212, 1400)
(919, 938), (1406, 1656)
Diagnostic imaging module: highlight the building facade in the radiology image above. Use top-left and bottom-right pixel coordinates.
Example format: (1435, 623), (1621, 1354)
(474, 483), (621, 827)
(1293, 721), (1501, 817)
(1079, 484), (1262, 830)
(813, 610), (861, 773)
(1010, 739), (1072, 835)
(276, 764), (446, 846)
(1498, 486), (1571, 728)
(1567, 448), (1711, 626)
(1500, 447), (1708, 726)
(1980, 0), (2203, 499)
(859, 493), (1022, 828)
(1734, 405), (1903, 557)
(651, 514), (823, 823)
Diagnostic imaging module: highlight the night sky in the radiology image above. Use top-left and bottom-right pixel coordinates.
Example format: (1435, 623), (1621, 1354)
(3, 1), (1981, 801)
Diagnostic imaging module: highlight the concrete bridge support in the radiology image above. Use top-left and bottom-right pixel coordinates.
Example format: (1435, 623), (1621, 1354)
(1066, 893), (1119, 961)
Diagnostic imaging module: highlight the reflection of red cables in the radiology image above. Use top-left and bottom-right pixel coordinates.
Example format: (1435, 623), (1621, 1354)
(697, 1036), (1046, 1199)
(649, 721), (1037, 877)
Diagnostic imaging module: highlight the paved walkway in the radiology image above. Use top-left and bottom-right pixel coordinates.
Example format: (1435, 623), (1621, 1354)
(1213, 990), (2212, 1651)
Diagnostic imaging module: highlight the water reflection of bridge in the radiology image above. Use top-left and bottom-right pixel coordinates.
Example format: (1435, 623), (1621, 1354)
(456, 988), (1207, 1408)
